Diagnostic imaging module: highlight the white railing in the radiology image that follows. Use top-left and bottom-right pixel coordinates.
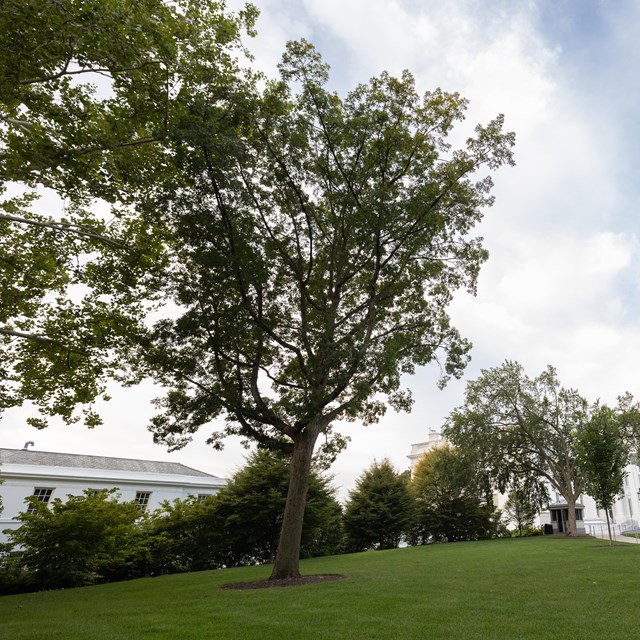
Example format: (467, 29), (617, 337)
(585, 521), (640, 542)
(619, 519), (638, 532)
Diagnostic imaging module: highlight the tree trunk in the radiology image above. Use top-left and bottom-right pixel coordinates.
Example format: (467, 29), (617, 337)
(269, 429), (319, 580)
(605, 509), (613, 546)
(565, 494), (577, 537)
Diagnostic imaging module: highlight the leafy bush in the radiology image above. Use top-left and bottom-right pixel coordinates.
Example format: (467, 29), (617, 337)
(146, 450), (343, 572)
(1, 489), (157, 592)
(510, 526), (542, 538)
(0, 544), (37, 595)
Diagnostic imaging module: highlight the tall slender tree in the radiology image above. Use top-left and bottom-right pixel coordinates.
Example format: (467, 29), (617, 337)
(574, 405), (629, 545)
(503, 488), (538, 536)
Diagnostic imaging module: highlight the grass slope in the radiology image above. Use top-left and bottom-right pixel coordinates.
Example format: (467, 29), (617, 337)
(1, 536), (639, 640)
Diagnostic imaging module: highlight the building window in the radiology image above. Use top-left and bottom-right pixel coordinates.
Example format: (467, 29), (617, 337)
(27, 487), (54, 513)
(197, 494), (213, 502)
(134, 491), (152, 511)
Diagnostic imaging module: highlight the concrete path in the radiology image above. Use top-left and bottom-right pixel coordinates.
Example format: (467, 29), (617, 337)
(588, 526), (640, 545)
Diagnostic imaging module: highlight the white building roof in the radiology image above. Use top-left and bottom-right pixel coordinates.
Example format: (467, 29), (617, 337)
(0, 448), (222, 480)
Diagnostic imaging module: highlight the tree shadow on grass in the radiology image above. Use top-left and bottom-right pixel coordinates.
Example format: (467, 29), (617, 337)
(221, 574), (344, 590)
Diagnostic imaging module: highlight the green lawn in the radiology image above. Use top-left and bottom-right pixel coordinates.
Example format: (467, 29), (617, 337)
(1, 536), (638, 640)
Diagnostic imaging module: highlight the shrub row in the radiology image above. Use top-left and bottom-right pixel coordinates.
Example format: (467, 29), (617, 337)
(0, 450), (342, 594)
(1, 448), (532, 595)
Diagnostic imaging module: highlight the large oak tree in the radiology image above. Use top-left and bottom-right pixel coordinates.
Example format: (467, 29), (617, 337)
(2, 3), (514, 579)
(136, 41), (514, 578)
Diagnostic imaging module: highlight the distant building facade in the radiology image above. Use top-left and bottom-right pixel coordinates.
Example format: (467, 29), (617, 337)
(407, 431), (447, 474)
(0, 446), (226, 542)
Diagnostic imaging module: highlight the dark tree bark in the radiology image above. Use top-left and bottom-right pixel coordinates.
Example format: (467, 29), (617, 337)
(270, 429), (320, 579)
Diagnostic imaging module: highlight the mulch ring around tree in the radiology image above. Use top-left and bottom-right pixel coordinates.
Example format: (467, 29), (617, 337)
(221, 574), (344, 590)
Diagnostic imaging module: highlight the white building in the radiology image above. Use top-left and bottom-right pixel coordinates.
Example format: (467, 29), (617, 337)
(407, 431), (447, 473)
(0, 445), (226, 542)
(549, 461), (640, 535)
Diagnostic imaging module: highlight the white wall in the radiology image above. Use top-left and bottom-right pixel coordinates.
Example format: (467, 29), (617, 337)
(581, 462), (640, 526)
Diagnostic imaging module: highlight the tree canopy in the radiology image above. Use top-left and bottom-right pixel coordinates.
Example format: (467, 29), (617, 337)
(343, 459), (413, 551)
(444, 361), (587, 536)
(1, 3), (514, 580)
(0, 0), (256, 427)
(1, 0), (256, 197)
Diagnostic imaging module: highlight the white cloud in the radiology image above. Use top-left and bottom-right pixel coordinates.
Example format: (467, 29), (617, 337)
(493, 231), (631, 316)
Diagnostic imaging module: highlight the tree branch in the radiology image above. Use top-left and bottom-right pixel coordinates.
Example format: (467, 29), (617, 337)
(0, 214), (128, 250)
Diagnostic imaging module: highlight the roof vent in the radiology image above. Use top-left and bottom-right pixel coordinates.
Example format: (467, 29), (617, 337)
(22, 441), (35, 451)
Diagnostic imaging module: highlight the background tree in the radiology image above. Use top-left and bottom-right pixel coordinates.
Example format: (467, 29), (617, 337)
(444, 361), (587, 536)
(343, 459), (413, 551)
(410, 445), (500, 543)
(574, 404), (629, 545)
(503, 488), (538, 537)
(616, 392), (640, 453)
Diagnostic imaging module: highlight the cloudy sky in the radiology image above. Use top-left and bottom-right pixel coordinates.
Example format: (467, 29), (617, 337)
(4, 0), (640, 500)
